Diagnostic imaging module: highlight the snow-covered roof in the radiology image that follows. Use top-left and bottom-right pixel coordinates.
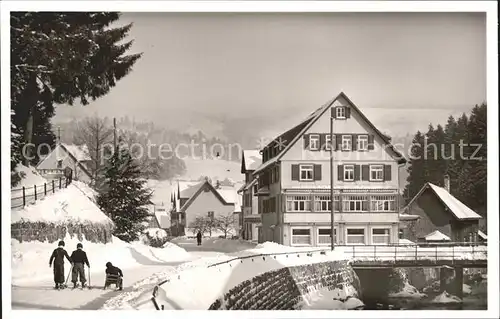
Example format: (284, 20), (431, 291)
(62, 143), (91, 162)
(399, 213), (420, 221)
(179, 182), (204, 199)
(424, 230), (451, 241)
(398, 238), (415, 245)
(242, 150), (261, 172)
(427, 183), (482, 220)
(478, 230), (487, 240)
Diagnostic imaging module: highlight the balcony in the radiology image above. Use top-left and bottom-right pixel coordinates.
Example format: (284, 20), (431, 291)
(243, 214), (262, 223)
(283, 212), (399, 224)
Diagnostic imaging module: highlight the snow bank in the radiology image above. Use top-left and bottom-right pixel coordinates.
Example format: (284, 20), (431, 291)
(143, 228), (168, 239)
(299, 288), (363, 310)
(389, 282), (427, 299)
(12, 181), (112, 225)
(155, 245), (347, 310)
(463, 284), (472, 295)
(11, 235), (191, 285)
(432, 291), (461, 304)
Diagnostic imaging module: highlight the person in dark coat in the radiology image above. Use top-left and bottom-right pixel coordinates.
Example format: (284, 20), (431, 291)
(49, 240), (72, 289)
(70, 243), (90, 288)
(105, 262), (123, 290)
(196, 231), (202, 246)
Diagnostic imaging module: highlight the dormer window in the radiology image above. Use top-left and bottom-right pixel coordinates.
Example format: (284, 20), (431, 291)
(336, 107), (346, 119)
(309, 134), (320, 150)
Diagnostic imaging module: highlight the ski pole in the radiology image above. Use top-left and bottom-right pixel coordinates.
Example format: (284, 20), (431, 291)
(65, 264), (73, 287)
(88, 267), (91, 289)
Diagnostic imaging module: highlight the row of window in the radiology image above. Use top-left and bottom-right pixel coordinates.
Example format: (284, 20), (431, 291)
(285, 194), (397, 212)
(305, 134), (374, 152)
(291, 227), (391, 246)
(294, 163), (391, 182)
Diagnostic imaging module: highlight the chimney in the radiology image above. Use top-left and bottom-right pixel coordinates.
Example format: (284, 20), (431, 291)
(444, 174), (450, 193)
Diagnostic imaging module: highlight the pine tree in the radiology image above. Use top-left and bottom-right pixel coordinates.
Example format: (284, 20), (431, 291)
(404, 131), (427, 201)
(11, 12), (141, 171)
(467, 103), (487, 214)
(97, 145), (152, 242)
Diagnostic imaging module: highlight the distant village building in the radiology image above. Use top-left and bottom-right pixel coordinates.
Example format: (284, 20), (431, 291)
(238, 150), (262, 243)
(400, 175), (483, 243)
(36, 143), (93, 184)
(252, 92), (406, 247)
(169, 179), (241, 237)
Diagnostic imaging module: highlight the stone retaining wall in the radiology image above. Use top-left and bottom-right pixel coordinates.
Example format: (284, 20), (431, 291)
(208, 260), (360, 310)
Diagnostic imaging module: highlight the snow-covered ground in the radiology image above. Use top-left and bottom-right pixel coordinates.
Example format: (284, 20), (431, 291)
(11, 249), (215, 310)
(432, 291), (462, 304)
(11, 235), (191, 285)
(11, 165), (49, 209)
(12, 181), (112, 226)
(137, 242), (347, 310)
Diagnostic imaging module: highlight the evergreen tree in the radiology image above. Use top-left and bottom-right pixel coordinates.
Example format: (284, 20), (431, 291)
(404, 131), (427, 201)
(466, 103), (487, 214)
(426, 124), (447, 186)
(97, 145), (152, 242)
(11, 12), (141, 171)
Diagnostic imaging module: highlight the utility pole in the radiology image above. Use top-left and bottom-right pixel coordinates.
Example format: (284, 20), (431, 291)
(57, 126), (61, 144)
(330, 115), (335, 250)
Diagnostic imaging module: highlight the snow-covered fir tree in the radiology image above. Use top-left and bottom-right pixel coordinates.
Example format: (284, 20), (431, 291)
(97, 144), (152, 242)
(10, 12), (141, 173)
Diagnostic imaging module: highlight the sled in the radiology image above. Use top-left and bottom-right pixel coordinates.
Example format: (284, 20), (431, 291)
(103, 274), (123, 291)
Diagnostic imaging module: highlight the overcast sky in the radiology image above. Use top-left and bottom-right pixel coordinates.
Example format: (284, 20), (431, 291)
(54, 12), (486, 142)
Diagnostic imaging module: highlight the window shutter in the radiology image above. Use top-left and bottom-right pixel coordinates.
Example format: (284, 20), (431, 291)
(331, 107), (337, 119)
(336, 135), (342, 150)
(337, 165), (343, 181)
(346, 107), (351, 118)
(352, 134), (357, 151)
(319, 134), (326, 151)
(314, 164), (322, 181)
(368, 135), (375, 150)
(303, 134), (310, 150)
(291, 165), (299, 181)
(362, 165), (370, 181)
(354, 164), (361, 181)
(384, 165), (392, 181)
(332, 134), (337, 151)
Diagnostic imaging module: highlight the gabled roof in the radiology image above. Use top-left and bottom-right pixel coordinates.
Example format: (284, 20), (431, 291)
(176, 181), (234, 213)
(423, 230), (451, 241)
(253, 92), (407, 175)
(62, 144), (91, 162)
(179, 181), (205, 199)
(241, 150), (262, 173)
(37, 143), (93, 179)
(404, 182), (482, 221)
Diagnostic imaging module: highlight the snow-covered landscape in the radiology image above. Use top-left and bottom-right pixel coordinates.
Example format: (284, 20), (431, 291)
(5, 7), (494, 318)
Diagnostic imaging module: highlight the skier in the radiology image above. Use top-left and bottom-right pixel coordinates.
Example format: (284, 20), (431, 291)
(49, 240), (73, 289)
(70, 243), (90, 289)
(104, 262), (124, 291)
(196, 230), (202, 246)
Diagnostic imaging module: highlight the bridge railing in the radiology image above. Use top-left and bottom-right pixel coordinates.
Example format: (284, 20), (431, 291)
(337, 242), (487, 263)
